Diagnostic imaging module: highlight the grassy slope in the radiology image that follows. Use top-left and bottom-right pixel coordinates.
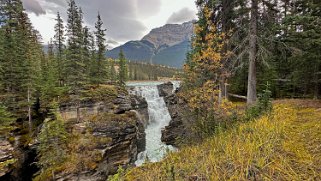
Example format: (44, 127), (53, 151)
(124, 100), (321, 180)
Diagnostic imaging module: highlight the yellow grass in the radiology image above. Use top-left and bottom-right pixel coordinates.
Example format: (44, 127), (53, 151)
(124, 100), (321, 181)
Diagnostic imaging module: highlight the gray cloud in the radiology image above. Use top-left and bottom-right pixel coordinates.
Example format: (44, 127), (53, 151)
(135, 0), (162, 17)
(22, 0), (46, 16)
(167, 7), (196, 24)
(107, 39), (119, 45)
(40, 0), (161, 43)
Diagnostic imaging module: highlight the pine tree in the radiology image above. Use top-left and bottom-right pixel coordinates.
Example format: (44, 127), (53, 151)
(37, 109), (68, 180)
(66, 0), (85, 92)
(0, 0), (43, 132)
(83, 26), (93, 82)
(53, 12), (65, 86)
(94, 12), (107, 84)
(40, 40), (61, 109)
(118, 49), (128, 85)
(109, 59), (117, 82)
(247, 0), (259, 105)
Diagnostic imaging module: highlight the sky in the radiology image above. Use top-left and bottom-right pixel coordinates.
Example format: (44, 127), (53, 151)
(22, 0), (198, 48)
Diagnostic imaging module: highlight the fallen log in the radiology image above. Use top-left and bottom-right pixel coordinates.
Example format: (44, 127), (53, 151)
(228, 93), (247, 100)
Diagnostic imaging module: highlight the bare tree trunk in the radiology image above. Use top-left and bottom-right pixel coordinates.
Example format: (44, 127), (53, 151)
(77, 102), (80, 123)
(28, 87), (32, 133)
(219, 77), (227, 103)
(247, 0), (258, 106)
(313, 63), (319, 99)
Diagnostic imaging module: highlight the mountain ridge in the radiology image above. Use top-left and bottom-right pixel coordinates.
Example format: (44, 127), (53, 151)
(106, 21), (195, 68)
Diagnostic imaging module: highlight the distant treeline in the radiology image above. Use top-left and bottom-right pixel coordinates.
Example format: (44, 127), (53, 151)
(127, 61), (182, 81)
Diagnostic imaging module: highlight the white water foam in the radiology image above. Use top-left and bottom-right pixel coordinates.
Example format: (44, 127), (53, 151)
(128, 82), (176, 166)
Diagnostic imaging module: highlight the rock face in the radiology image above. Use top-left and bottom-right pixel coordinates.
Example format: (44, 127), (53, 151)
(55, 92), (148, 180)
(157, 83), (192, 147)
(142, 21), (194, 49)
(94, 112), (145, 174)
(0, 136), (38, 181)
(0, 138), (15, 177)
(130, 95), (149, 126)
(106, 21), (194, 68)
(59, 93), (133, 121)
(157, 82), (174, 97)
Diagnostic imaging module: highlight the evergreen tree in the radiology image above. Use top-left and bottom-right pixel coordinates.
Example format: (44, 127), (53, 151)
(118, 49), (128, 85)
(53, 12), (65, 86)
(94, 12), (107, 84)
(247, 0), (259, 105)
(109, 59), (117, 82)
(65, 0), (85, 92)
(40, 40), (61, 109)
(0, 0), (43, 131)
(82, 26), (93, 82)
(37, 110), (68, 180)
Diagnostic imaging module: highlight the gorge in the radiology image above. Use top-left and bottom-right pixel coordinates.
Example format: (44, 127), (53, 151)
(0, 82), (181, 181)
(128, 82), (178, 166)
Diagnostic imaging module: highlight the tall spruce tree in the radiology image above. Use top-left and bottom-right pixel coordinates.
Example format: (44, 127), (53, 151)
(247, 0), (259, 105)
(66, 0), (85, 92)
(53, 12), (65, 86)
(94, 12), (107, 84)
(118, 49), (128, 85)
(0, 0), (43, 131)
(83, 26), (93, 82)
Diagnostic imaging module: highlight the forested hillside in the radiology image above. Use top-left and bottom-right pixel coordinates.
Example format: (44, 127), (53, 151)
(0, 0), (129, 120)
(183, 0), (320, 105)
(0, 0), (132, 179)
(127, 62), (181, 81)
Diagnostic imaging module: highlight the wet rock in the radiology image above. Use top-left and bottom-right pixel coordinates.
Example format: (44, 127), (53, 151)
(130, 95), (149, 126)
(161, 88), (194, 147)
(113, 94), (132, 114)
(157, 82), (174, 97)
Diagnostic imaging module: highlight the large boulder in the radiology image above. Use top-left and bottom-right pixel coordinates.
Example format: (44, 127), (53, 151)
(157, 82), (174, 97)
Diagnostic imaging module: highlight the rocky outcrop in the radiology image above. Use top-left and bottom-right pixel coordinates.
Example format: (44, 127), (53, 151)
(55, 110), (145, 181)
(54, 88), (147, 180)
(142, 21), (194, 49)
(157, 83), (193, 147)
(0, 138), (15, 178)
(157, 82), (174, 97)
(0, 135), (38, 181)
(94, 112), (145, 174)
(59, 93), (133, 122)
(130, 95), (149, 126)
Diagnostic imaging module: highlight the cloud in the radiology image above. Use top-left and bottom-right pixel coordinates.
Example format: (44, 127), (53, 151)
(167, 7), (196, 24)
(37, 0), (162, 43)
(22, 0), (46, 16)
(77, 0), (149, 42)
(107, 39), (119, 45)
(135, 0), (162, 17)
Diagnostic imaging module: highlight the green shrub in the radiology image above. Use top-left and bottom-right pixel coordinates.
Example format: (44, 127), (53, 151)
(108, 166), (125, 181)
(245, 82), (272, 121)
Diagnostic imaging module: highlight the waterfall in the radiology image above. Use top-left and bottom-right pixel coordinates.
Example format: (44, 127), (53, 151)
(128, 82), (175, 166)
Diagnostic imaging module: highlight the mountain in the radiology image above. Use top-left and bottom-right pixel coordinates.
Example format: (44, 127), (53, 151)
(106, 21), (194, 68)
